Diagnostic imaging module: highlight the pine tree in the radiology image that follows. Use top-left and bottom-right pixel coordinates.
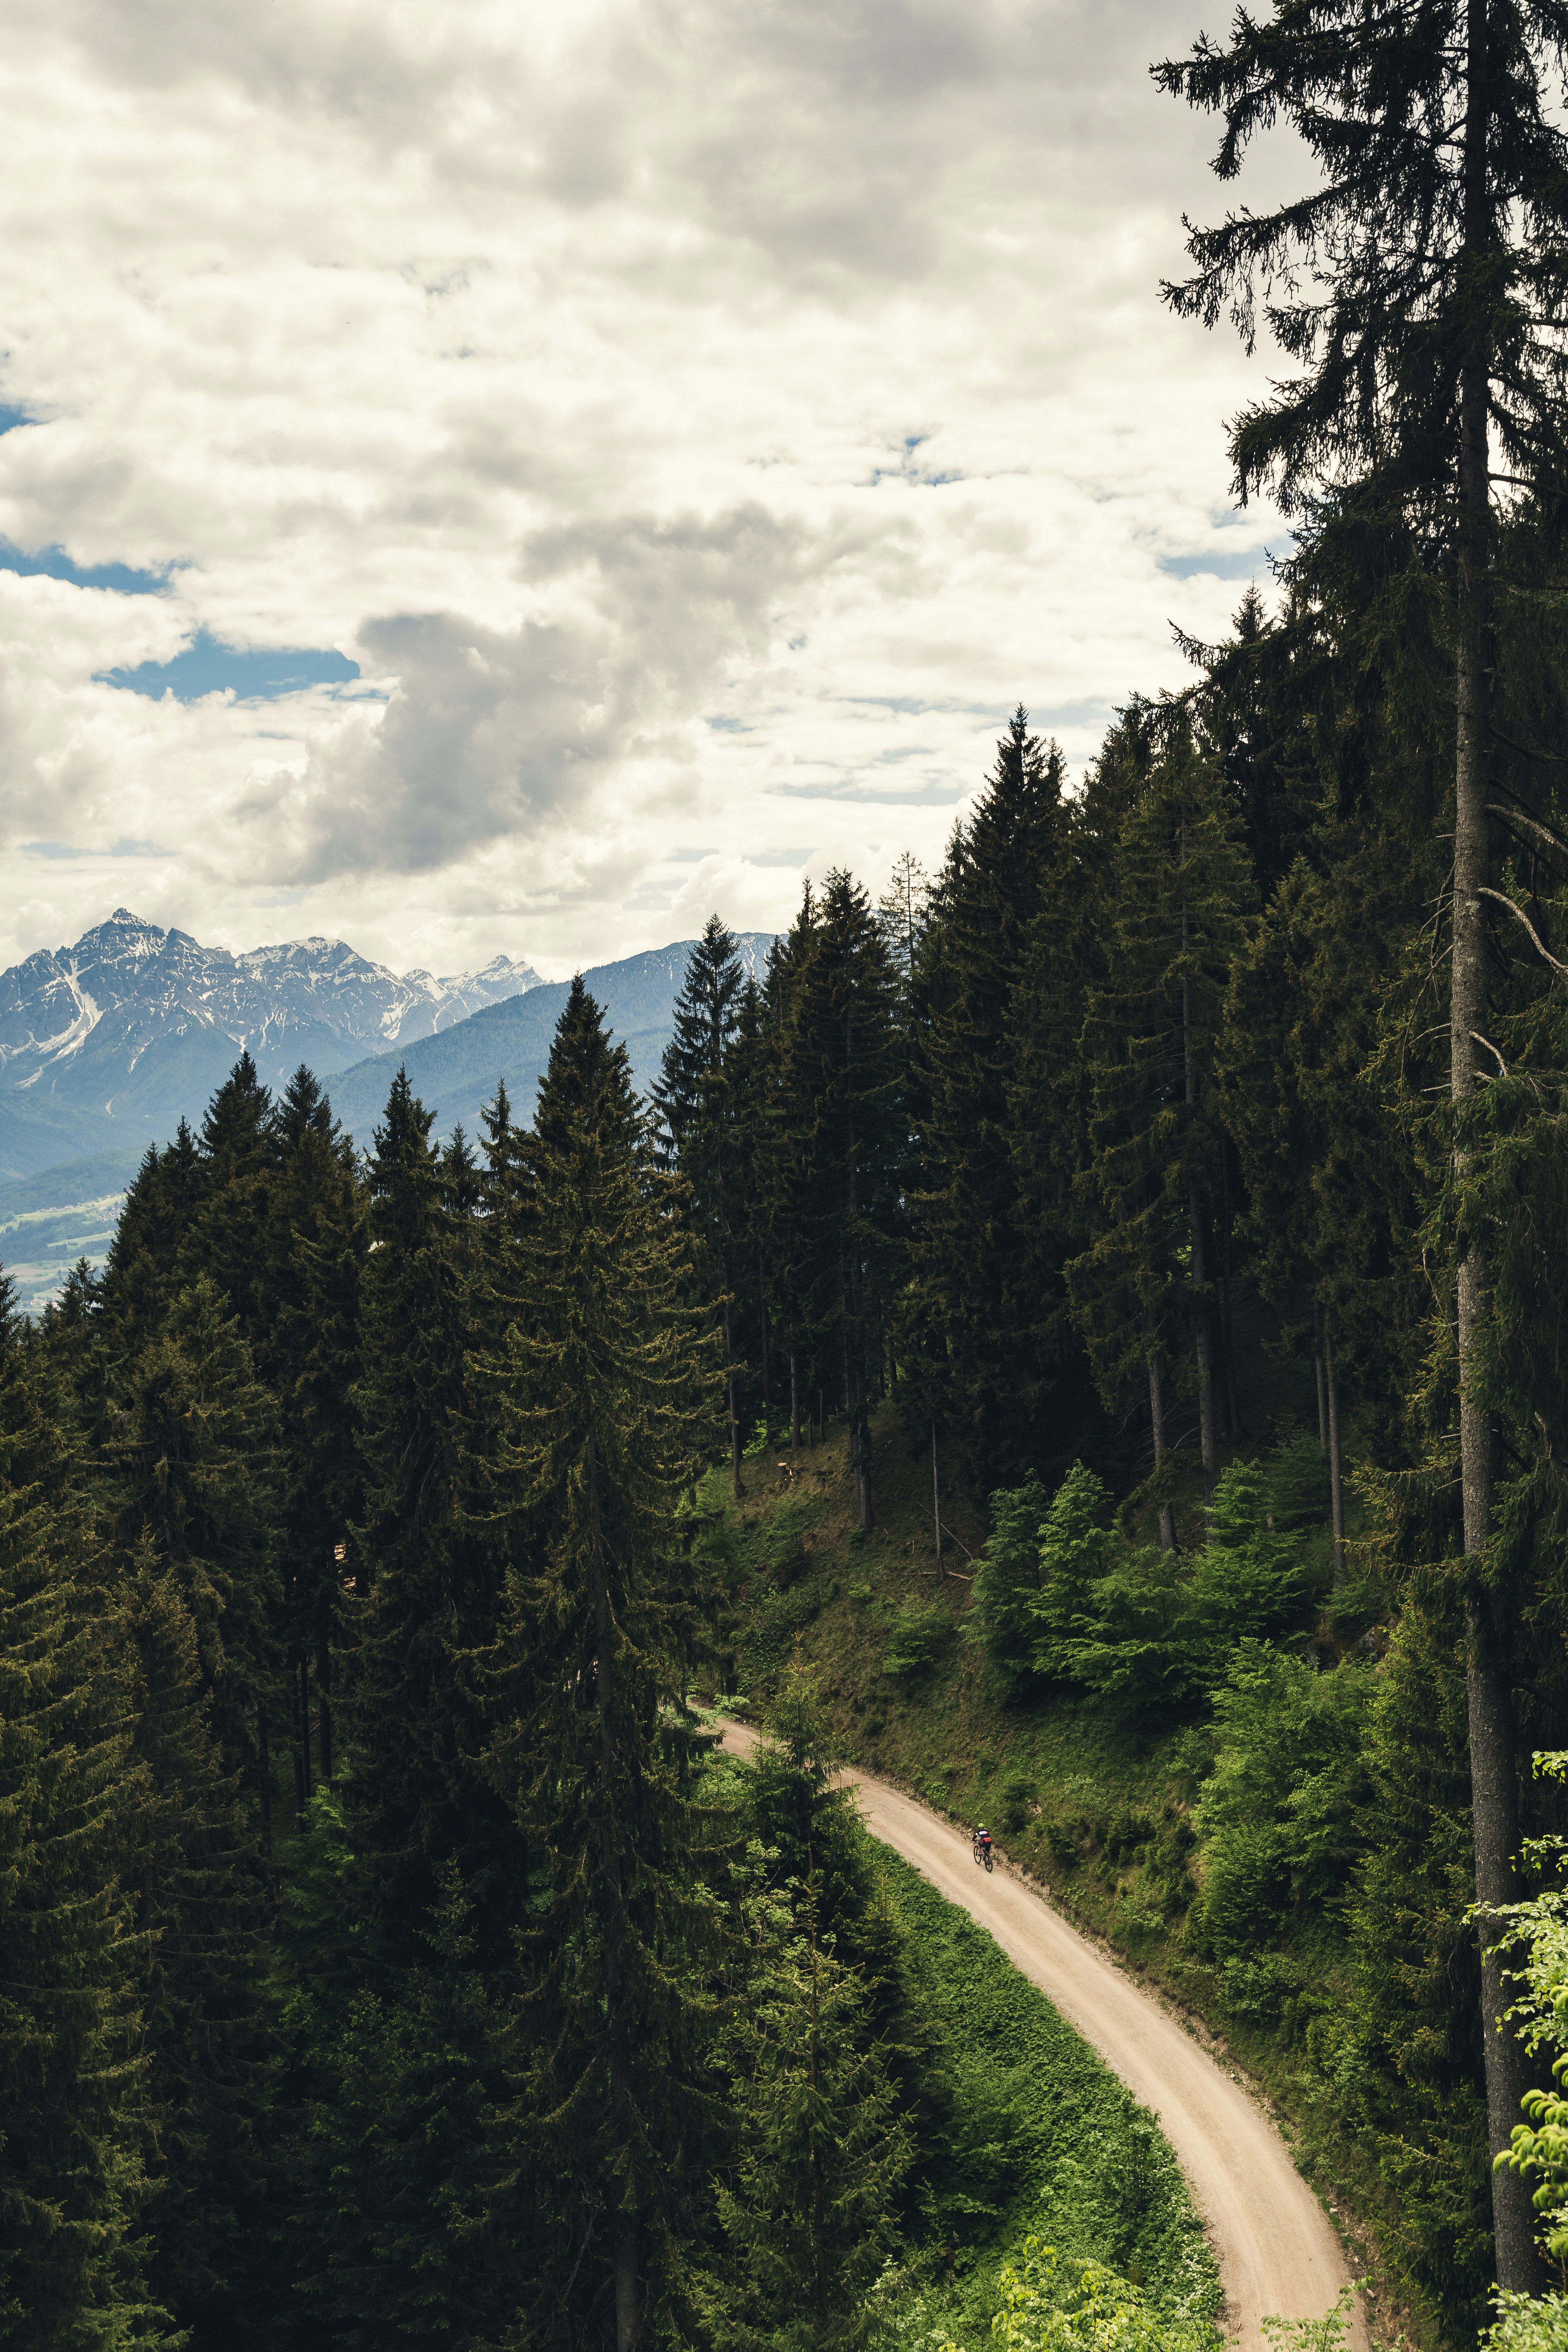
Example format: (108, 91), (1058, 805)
(1220, 844), (1423, 1573)
(289, 1858), (518, 2352)
(1156, 7), (1568, 2278)
(0, 1277), (163, 2349)
(483, 986), (725, 2352)
(107, 1272), (283, 1828)
(907, 710), (1066, 1483)
(706, 1886), (911, 2352)
(117, 1536), (274, 2346)
(261, 1067), (366, 1802)
(654, 921), (748, 1493)
(1069, 725), (1255, 1518)
(344, 1069), (517, 1967)
(99, 1121), (205, 1365)
(185, 1054), (278, 1343)
(777, 873), (904, 1530)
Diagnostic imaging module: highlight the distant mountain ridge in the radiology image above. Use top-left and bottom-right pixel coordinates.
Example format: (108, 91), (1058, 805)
(0, 913), (777, 1316)
(0, 907), (543, 1182)
(325, 934), (775, 1150)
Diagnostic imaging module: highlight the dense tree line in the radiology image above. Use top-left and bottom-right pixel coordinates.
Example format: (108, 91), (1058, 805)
(10, 3), (1568, 2344)
(10, 561), (1568, 2344)
(0, 995), (961, 2351)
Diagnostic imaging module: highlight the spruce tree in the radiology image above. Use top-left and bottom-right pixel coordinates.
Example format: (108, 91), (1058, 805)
(99, 1121), (205, 1365)
(1157, 6), (1568, 2276)
(777, 873), (904, 1530)
(654, 920), (748, 1492)
(261, 1067), (365, 1800)
(0, 1277), (162, 2348)
(1069, 726), (1255, 1513)
(344, 1069), (517, 1967)
(107, 1272), (283, 1827)
(706, 1894), (911, 2352)
(185, 1054), (278, 1342)
(907, 710), (1066, 1483)
(483, 986), (724, 2352)
(117, 1535), (274, 2345)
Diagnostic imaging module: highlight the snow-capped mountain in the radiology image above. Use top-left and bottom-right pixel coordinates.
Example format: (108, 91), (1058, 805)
(0, 909), (542, 1180)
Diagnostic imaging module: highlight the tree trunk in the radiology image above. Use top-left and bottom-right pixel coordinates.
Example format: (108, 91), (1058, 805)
(299, 1651), (312, 1809)
(790, 1352), (800, 1454)
(758, 1249), (772, 1443)
(723, 1301), (744, 1498)
(931, 1420), (943, 1579)
(1454, 29), (1539, 2275)
(1189, 1174), (1218, 1493)
(1180, 894), (1217, 1492)
(317, 1633), (332, 1782)
(616, 2240), (639, 2352)
(590, 1426), (641, 2349)
(257, 1701), (272, 1851)
(1324, 1328), (1346, 1586)
(1147, 1352), (1176, 1553)
(1220, 1141), (1243, 1439)
(1315, 1341), (1329, 1455)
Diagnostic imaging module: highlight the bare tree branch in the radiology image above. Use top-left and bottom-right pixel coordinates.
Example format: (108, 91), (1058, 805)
(1479, 886), (1568, 976)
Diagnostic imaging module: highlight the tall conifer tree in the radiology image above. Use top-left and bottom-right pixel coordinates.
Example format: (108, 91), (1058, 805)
(1157, 4), (1568, 2275)
(345, 1070), (516, 1966)
(908, 710), (1065, 1482)
(778, 874), (904, 1530)
(485, 987), (723, 2352)
(654, 921), (748, 1492)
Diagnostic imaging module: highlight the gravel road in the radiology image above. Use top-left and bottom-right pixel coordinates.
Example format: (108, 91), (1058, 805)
(717, 1719), (1365, 2352)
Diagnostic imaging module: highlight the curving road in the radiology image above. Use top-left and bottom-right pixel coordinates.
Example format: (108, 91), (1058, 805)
(718, 1721), (1365, 2352)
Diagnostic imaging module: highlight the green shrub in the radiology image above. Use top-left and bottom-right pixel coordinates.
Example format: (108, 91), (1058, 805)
(1483, 2291), (1568, 2352)
(971, 1472), (1049, 1694)
(1187, 1643), (1374, 1958)
(882, 1605), (947, 1679)
(976, 1445), (1327, 1717)
(990, 2244), (1222, 2352)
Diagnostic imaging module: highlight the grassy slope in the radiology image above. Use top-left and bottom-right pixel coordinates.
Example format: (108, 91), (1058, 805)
(694, 1398), (1415, 2349)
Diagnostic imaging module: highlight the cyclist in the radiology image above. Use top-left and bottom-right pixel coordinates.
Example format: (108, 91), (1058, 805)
(972, 1824), (993, 1863)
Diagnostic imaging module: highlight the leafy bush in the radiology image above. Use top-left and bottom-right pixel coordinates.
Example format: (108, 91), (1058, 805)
(990, 2245), (1222, 2352)
(974, 1446), (1325, 1715)
(1033, 1465), (1121, 1677)
(1187, 1644), (1374, 1959)
(1484, 2292), (1568, 2352)
(971, 1472), (1049, 1692)
(882, 1605), (947, 1679)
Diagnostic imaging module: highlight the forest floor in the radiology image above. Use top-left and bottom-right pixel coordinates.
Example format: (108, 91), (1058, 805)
(693, 1390), (1427, 2352)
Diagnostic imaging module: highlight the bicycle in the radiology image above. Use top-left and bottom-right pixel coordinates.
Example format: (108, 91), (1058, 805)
(971, 1830), (994, 1873)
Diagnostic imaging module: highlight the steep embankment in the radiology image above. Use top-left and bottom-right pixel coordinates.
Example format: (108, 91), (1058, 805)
(720, 1718), (1361, 2352)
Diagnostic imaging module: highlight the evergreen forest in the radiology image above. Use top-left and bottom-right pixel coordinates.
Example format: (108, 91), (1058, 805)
(15, 4), (1568, 2350)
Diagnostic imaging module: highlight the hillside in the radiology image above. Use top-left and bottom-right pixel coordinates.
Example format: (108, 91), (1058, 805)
(695, 1395), (1425, 2349)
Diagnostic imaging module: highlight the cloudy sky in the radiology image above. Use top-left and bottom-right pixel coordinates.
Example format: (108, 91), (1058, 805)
(0, 0), (1290, 982)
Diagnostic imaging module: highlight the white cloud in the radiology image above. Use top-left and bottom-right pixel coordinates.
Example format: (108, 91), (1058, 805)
(0, 0), (1287, 977)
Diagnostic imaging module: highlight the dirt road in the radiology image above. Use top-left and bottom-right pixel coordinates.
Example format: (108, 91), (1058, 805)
(717, 1720), (1363, 2351)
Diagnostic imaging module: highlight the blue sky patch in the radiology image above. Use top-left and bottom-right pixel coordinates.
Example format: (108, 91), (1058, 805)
(0, 405), (34, 436)
(100, 630), (361, 703)
(0, 539), (174, 595)
(1159, 548), (1274, 581)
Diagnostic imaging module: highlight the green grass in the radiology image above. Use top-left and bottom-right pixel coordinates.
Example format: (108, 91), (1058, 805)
(874, 1848), (1220, 2348)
